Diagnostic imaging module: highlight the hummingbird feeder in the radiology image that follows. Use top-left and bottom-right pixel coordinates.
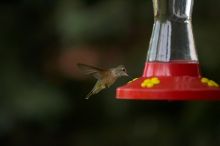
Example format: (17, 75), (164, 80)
(116, 0), (220, 100)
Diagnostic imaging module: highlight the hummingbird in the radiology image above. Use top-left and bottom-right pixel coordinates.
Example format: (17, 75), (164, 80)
(77, 63), (129, 99)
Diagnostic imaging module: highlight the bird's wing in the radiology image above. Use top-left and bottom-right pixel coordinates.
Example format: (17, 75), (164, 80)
(77, 63), (106, 79)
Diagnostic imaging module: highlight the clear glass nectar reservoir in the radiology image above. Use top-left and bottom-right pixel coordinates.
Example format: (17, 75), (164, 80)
(147, 0), (198, 62)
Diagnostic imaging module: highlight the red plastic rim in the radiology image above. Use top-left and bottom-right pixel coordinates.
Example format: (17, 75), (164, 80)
(143, 61), (201, 77)
(116, 62), (220, 100)
(116, 77), (220, 100)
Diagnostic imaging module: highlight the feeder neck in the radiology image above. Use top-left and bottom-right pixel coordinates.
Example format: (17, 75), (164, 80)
(153, 0), (193, 22)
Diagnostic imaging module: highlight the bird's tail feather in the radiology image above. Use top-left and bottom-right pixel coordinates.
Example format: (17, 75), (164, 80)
(85, 82), (104, 99)
(85, 84), (97, 99)
(85, 90), (93, 99)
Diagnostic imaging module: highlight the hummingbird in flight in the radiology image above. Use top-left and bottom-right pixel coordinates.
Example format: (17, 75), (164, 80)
(77, 63), (129, 99)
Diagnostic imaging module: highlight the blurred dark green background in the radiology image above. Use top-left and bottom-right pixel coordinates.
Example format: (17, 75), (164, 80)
(1, 0), (220, 146)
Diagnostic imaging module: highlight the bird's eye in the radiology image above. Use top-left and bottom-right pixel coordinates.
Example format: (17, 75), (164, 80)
(122, 68), (126, 72)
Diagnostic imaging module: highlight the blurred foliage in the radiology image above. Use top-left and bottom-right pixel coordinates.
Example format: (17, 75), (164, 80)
(0, 0), (220, 146)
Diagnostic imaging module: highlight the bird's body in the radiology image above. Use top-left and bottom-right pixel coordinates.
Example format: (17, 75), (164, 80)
(77, 63), (128, 99)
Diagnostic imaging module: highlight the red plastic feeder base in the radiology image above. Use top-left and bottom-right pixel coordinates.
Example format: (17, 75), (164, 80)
(116, 62), (220, 100)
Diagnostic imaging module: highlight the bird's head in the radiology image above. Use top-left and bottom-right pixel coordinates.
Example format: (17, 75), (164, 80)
(112, 65), (129, 77)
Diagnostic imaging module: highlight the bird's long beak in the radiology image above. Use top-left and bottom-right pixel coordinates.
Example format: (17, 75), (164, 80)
(124, 72), (133, 79)
(124, 72), (129, 77)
